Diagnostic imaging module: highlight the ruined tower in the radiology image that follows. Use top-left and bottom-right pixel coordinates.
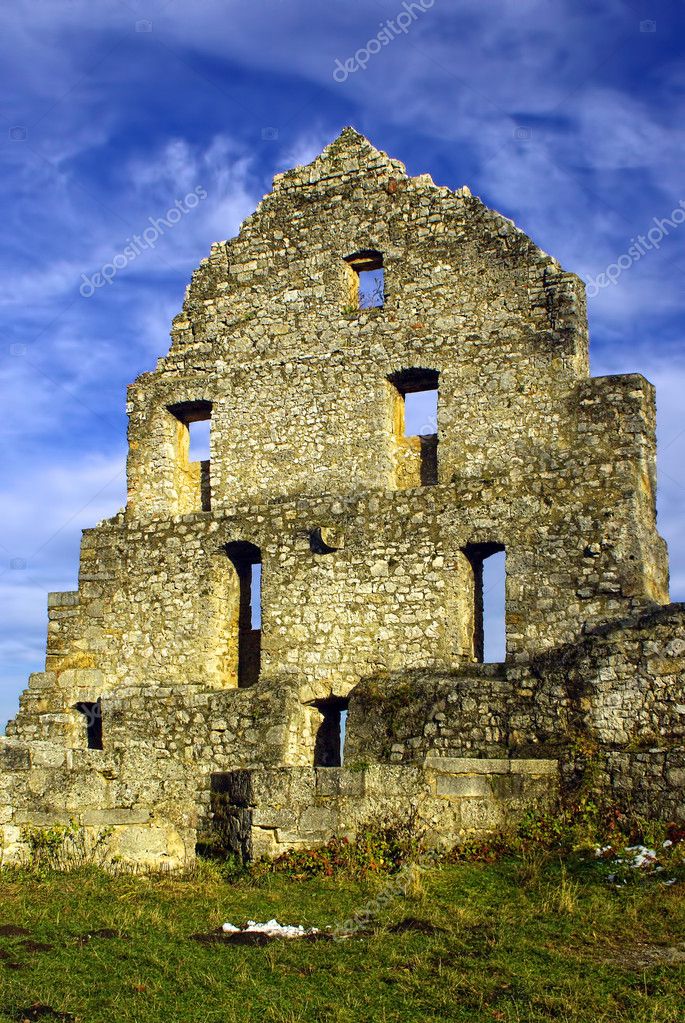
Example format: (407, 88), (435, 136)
(1, 129), (682, 867)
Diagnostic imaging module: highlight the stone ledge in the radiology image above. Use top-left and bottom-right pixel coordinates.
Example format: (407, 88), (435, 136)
(47, 591), (79, 608)
(425, 757), (558, 776)
(14, 810), (74, 827)
(81, 808), (151, 826)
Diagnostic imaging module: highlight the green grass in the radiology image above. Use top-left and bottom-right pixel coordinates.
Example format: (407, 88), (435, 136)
(0, 856), (683, 1022)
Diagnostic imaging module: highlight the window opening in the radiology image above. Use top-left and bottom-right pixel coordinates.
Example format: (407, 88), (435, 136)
(74, 700), (103, 750)
(189, 418), (210, 461)
(404, 388), (438, 438)
(463, 543), (506, 663)
(312, 697), (349, 767)
(168, 400), (212, 511)
(226, 542), (262, 688)
(389, 368), (439, 486)
(250, 562), (262, 630)
(344, 250), (384, 309)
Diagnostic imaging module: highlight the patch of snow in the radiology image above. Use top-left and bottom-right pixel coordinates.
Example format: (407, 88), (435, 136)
(221, 919), (320, 939)
(625, 845), (658, 868)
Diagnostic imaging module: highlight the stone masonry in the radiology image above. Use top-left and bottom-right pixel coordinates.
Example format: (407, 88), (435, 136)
(1, 129), (682, 868)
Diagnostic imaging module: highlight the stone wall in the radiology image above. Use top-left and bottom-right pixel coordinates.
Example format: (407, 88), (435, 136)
(210, 759), (559, 860)
(512, 603), (685, 751)
(4, 131), (668, 739)
(515, 603), (685, 821)
(7, 454), (669, 746)
(341, 605), (685, 821)
(599, 749), (685, 822)
(345, 667), (510, 763)
(126, 130), (591, 518)
(117, 126), (667, 682)
(104, 676), (319, 770)
(0, 737), (197, 869)
(1, 128), (680, 868)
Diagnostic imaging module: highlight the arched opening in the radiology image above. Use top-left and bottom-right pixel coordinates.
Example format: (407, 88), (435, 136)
(225, 541), (262, 688)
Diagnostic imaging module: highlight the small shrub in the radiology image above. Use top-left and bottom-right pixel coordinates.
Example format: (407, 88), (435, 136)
(20, 820), (115, 875)
(517, 743), (617, 853)
(444, 834), (513, 864)
(251, 807), (428, 880)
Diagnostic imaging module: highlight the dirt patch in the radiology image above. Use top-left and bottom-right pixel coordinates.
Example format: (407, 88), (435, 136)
(387, 917), (447, 935)
(0, 925), (31, 938)
(1, 937), (53, 965)
(190, 928), (330, 946)
(10, 1005), (74, 1022)
(206, 932), (274, 945)
(192, 930), (274, 947)
(21, 941), (54, 954)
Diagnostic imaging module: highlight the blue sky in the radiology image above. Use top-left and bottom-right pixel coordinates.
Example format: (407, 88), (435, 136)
(1, 0), (684, 727)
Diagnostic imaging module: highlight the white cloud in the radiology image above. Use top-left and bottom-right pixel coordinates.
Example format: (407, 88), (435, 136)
(0, 452), (126, 564)
(276, 127), (335, 173)
(591, 347), (685, 604)
(0, 451), (126, 730)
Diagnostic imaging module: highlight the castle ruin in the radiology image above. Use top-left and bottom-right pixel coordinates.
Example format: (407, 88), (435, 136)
(1, 128), (683, 868)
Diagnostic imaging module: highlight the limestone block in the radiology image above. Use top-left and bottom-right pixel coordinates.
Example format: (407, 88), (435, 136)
(509, 759), (558, 776)
(459, 798), (507, 831)
(14, 810), (75, 827)
(427, 757), (510, 775)
(111, 825), (190, 867)
(252, 807), (296, 829)
(30, 744), (67, 769)
(298, 805), (341, 835)
(0, 743), (30, 772)
(315, 768), (365, 798)
(82, 808), (151, 826)
(436, 774), (491, 799)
